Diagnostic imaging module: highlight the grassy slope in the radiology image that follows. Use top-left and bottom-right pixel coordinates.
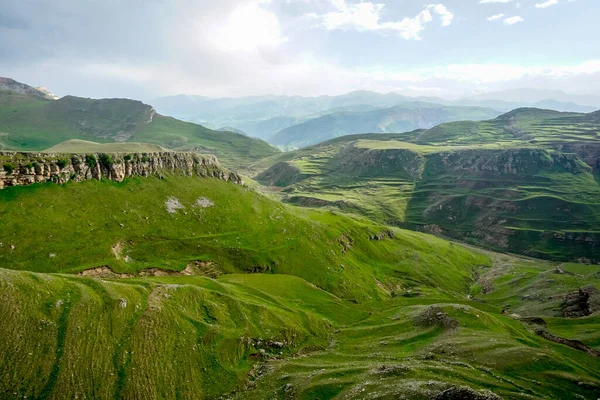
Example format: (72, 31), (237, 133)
(253, 109), (600, 262)
(0, 90), (278, 169)
(244, 299), (600, 400)
(1, 177), (600, 399)
(44, 139), (170, 153)
(0, 176), (487, 301)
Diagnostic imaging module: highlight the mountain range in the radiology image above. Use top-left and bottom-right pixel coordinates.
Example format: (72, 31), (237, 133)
(150, 88), (600, 148)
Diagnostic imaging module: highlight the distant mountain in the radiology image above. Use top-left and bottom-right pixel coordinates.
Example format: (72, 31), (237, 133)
(217, 126), (247, 136)
(0, 78), (278, 168)
(463, 88), (600, 109)
(269, 104), (502, 149)
(151, 89), (598, 143)
(0, 77), (56, 100)
(150, 91), (413, 140)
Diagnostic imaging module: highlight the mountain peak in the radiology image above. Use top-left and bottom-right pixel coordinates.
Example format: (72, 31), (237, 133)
(0, 77), (56, 100)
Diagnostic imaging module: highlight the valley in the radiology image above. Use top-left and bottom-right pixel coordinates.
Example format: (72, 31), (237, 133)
(0, 78), (599, 399)
(254, 109), (600, 263)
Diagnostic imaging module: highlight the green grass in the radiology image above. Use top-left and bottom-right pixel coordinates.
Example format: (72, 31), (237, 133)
(253, 109), (600, 262)
(1, 175), (600, 399)
(0, 176), (488, 301)
(0, 91), (279, 169)
(44, 139), (170, 153)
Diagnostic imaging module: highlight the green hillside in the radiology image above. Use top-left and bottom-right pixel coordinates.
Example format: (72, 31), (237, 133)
(44, 139), (170, 153)
(254, 108), (600, 262)
(0, 176), (487, 301)
(1, 175), (600, 399)
(0, 88), (279, 168)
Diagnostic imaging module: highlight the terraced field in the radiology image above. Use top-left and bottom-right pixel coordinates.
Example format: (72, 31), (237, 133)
(254, 109), (600, 262)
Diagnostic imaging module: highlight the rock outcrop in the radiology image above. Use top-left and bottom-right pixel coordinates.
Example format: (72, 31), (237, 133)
(0, 151), (243, 190)
(562, 287), (600, 318)
(0, 77), (56, 99)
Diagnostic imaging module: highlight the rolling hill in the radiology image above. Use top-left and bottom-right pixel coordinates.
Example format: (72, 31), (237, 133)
(0, 78), (279, 169)
(1, 169), (599, 399)
(254, 108), (600, 262)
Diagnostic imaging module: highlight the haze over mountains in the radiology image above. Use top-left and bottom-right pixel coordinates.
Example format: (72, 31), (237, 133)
(151, 88), (600, 148)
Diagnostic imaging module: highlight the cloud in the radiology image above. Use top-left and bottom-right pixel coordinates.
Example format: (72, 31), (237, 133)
(535, 0), (559, 8)
(215, 1), (288, 52)
(1, 0), (598, 101)
(503, 16), (524, 24)
(479, 0), (512, 3)
(487, 14), (505, 21)
(308, 1), (454, 40)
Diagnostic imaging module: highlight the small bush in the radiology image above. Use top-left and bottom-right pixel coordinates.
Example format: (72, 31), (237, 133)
(2, 163), (15, 174)
(85, 154), (97, 168)
(56, 159), (69, 169)
(124, 154), (132, 162)
(99, 154), (113, 168)
(25, 163), (34, 169)
(141, 155), (150, 163)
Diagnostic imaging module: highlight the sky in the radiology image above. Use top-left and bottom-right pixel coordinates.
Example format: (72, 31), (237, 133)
(0, 0), (598, 100)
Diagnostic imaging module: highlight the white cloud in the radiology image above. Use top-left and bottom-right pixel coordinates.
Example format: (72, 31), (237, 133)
(479, 0), (512, 3)
(535, 0), (559, 8)
(503, 16), (524, 24)
(487, 13), (505, 21)
(214, 0), (288, 52)
(309, 1), (454, 40)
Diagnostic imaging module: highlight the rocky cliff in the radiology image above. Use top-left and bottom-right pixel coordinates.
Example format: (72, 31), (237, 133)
(0, 152), (243, 190)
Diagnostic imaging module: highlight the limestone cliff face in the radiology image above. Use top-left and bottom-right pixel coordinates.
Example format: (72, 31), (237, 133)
(425, 148), (591, 177)
(0, 152), (243, 190)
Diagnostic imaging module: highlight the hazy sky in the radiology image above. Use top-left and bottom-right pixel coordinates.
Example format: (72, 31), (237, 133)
(0, 0), (598, 100)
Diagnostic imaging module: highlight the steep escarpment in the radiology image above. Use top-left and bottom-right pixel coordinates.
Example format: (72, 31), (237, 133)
(257, 141), (600, 262)
(0, 151), (242, 190)
(331, 144), (425, 180)
(407, 148), (600, 262)
(424, 148), (591, 176)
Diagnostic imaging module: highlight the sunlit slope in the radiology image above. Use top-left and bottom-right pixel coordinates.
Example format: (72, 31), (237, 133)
(0, 176), (487, 301)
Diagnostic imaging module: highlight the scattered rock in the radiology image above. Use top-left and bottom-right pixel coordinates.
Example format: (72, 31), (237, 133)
(165, 197), (185, 214)
(369, 229), (395, 241)
(195, 197), (214, 208)
(413, 306), (459, 329)
(336, 234), (354, 254)
(435, 386), (503, 400)
(562, 287), (599, 317)
(372, 365), (411, 376)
